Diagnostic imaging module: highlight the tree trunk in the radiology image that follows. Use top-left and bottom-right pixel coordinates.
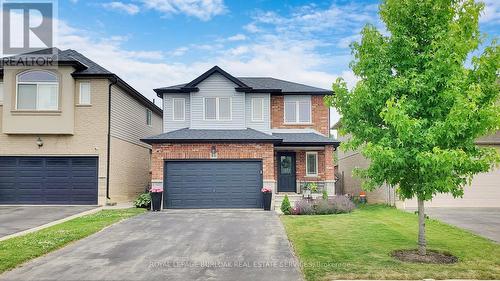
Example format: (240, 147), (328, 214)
(417, 198), (426, 256)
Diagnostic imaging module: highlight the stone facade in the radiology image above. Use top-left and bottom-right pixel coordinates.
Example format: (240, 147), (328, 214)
(271, 95), (330, 136)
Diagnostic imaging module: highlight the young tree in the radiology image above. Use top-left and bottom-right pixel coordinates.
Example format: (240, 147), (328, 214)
(326, 0), (499, 256)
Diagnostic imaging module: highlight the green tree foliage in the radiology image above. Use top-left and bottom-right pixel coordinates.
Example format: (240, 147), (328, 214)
(325, 0), (499, 255)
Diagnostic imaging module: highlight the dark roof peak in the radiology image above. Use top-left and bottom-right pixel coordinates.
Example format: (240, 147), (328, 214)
(185, 65), (248, 88)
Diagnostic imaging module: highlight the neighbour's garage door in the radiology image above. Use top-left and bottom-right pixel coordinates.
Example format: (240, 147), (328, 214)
(164, 160), (263, 209)
(0, 157), (98, 205)
(405, 167), (500, 208)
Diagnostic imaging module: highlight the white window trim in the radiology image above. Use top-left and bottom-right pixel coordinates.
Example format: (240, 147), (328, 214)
(203, 97), (232, 121)
(15, 70), (59, 111)
(172, 98), (186, 121)
(283, 98), (312, 124)
(251, 97), (264, 122)
(306, 151), (319, 177)
(78, 82), (91, 105)
(146, 108), (152, 126)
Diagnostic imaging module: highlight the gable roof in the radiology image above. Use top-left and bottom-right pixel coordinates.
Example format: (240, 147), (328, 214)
(184, 66), (248, 88)
(154, 66), (333, 97)
(0, 48), (161, 115)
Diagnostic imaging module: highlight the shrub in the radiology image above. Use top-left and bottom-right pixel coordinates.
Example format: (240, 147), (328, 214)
(314, 199), (335, 215)
(133, 192), (151, 208)
(281, 195), (292, 215)
(291, 196), (356, 215)
(322, 189), (328, 200)
(330, 196), (356, 213)
(294, 199), (315, 215)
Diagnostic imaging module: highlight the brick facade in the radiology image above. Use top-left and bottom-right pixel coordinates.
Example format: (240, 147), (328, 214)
(151, 143), (275, 181)
(271, 95), (330, 136)
(274, 145), (335, 182)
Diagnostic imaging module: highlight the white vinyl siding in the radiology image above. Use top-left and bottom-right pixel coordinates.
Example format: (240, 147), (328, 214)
(172, 98), (185, 121)
(79, 82), (91, 105)
(110, 85), (162, 147)
(245, 93), (270, 133)
(306, 152), (318, 176)
(163, 93), (190, 132)
(284, 95), (311, 124)
(190, 73), (244, 129)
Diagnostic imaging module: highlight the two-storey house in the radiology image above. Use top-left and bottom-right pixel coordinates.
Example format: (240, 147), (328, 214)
(142, 66), (339, 209)
(0, 48), (162, 205)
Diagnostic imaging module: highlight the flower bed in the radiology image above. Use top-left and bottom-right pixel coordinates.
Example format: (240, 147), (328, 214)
(289, 196), (355, 215)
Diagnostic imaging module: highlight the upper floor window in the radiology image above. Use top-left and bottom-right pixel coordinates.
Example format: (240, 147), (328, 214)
(16, 70), (58, 110)
(204, 97), (231, 120)
(284, 96), (311, 124)
(251, 97), (264, 121)
(146, 109), (152, 126)
(172, 98), (185, 121)
(79, 82), (91, 105)
(0, 82), (3, 104)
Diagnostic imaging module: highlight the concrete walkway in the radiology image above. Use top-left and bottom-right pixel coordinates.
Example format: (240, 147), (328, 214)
(0, 210), (302, 281)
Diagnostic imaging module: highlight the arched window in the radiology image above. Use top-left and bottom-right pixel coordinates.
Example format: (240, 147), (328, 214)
(16, 70), (59, 110)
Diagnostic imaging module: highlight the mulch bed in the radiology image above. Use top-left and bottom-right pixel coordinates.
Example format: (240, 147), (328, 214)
(391, 249), (458, 264)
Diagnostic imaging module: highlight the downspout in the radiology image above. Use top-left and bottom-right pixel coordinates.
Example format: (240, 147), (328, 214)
(106, 76), (118, 201)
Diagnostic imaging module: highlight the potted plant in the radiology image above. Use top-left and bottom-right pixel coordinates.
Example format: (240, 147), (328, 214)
(262, 187), (272, 211)
(150, 186), (163, 211)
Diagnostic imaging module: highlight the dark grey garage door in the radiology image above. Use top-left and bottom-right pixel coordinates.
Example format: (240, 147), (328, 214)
(0, 157), (98, 205)
(165, 160), (263, 209)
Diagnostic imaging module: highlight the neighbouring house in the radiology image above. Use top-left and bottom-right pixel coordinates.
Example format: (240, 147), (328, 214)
(141, 66), (339, 209)
(332, 121), (396, 205)
(332, 121), (500, 208)
(0, 48), (162, 205)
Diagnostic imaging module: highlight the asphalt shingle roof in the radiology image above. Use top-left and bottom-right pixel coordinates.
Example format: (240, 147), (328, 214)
(142, 129), (340, 146)
(272, 132), (339, 145)
(142, 128), (282, 143)
(156, 77), (330, 93)
(1, 47), (161, 114)
(154, 66), (331, 95)
(237, 77), (329, 93)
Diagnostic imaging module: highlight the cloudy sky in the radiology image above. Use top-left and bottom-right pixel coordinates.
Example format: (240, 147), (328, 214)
(53, 0), (500, 122)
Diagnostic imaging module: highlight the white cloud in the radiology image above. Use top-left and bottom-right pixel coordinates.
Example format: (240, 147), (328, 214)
(226, 34), (247, 41)
(141, 0), (226, 21)
(103, 2), (140, 15)
(169, 47), (188, 56)
(481, 0), (500, 24)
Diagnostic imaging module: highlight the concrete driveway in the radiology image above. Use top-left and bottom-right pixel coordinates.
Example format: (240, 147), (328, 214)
(0, 210), (302, 281)
(424, 208), (500, 243)
(0, 206), (96, 238)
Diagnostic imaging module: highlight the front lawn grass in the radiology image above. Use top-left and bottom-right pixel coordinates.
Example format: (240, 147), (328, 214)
(0, 208), (145, 274)
(282, 205), (500, 281)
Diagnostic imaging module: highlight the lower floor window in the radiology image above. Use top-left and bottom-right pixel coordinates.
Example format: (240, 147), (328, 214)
(306, 152), (318, 176)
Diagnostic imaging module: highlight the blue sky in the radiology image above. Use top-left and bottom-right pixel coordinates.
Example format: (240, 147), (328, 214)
(56, 0), (499, 121)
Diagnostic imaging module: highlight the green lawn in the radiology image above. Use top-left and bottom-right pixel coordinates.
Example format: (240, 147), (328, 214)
(0, 208), (146, 274)
(282, 205), (500, 281)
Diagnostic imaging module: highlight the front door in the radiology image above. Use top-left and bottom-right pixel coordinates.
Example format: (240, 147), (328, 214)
(277, 152), (296, 192)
